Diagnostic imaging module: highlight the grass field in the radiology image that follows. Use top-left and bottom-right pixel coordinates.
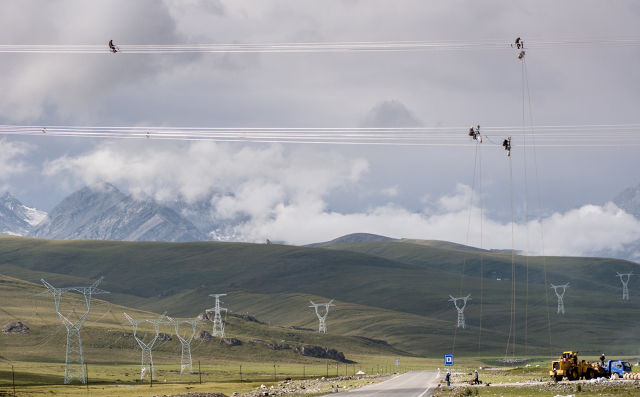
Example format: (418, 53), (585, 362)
(1, 235), (640, 357)
(2, 235), (640, 396)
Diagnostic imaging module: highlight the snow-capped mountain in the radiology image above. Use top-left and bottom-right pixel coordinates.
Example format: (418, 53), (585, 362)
(0, 192), (47, 236)
(30, 183), (208, 242)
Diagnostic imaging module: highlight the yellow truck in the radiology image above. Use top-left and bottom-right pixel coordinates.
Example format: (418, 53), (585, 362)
(550, 351), (596, 381)
(550, 351), (632, 381)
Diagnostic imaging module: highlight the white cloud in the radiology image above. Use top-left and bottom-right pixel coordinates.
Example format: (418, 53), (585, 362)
(232, 197), (640, 258)
(43, 140), (640, 258)
(0, 139), (30, 181)
(381, 186), (399, 197)
(44, 139), (370, 215)
(438, 183), (474, 212)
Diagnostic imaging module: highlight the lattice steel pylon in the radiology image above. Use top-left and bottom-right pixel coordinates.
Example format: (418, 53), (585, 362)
(123, 312), (165, 380)
(38, 277), (109, 384)
(449, 295), (471, 329)
(617, 272), (633, 301)
(166, 316), (201, 374)
(309, 300), (334, 334)
(205, 293), (227, 337)
(550, 283), (569, 315)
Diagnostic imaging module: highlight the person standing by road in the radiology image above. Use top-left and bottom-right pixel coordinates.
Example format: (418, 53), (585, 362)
(445, 371), (451, 387)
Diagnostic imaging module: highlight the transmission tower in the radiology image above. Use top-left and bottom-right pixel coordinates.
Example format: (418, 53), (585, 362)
(38, 277), (109, 384)
(616, 272), (633, 301)
(448, 295), (471, 329)
(550, 283), (569, 315)
(205, 293), (227, 337)
(123, 312), (166, 380)
(309, 300), (335, 334)
(166, 316), (201, 374)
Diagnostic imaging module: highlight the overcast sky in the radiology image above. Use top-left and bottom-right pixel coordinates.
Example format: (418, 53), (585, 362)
(1, 0), (639, 254)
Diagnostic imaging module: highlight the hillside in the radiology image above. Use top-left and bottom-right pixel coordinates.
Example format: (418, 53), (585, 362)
(0, 236), (639, 357)
(0, 274), (405, 370)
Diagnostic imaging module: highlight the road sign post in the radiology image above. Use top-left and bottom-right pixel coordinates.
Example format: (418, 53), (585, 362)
(444, 354), (454, 367)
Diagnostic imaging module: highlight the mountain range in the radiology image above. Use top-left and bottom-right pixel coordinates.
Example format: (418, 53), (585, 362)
(1, 182), (640, 261)
(0, 184), (207, 242)
(0, 192), (46, 236)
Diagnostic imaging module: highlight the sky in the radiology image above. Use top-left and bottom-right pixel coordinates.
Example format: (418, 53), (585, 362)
(1, 0), (640, 255)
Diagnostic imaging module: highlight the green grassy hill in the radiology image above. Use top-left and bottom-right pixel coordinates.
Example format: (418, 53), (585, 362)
(1, 235), (639, 359)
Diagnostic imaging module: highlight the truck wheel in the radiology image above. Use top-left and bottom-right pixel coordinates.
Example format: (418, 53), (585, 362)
(612, 372), (619, 379)
(568, 369), (578, 381)
(555, 375), (563, 382)
(585, 369), (593, 380)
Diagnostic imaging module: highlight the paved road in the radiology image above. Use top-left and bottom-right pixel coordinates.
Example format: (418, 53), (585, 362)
(321, 370), (440, 397)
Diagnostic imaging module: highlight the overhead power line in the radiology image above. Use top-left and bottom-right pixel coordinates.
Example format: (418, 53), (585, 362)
(1, 38), (640, 54)
(2, 123), (640, 147)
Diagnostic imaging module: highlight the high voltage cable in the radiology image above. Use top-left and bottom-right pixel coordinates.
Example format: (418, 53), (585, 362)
(1, 38), (640, 54)
(2, 124), (640, 147)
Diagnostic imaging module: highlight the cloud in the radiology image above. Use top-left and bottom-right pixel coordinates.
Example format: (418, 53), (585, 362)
(381, 186), (399, 197)
(0, 140), (30, 180)
(231, 195), (640, 258)
(0, 0), (190, 122)
(360, 100), (422, 128)
(43, 140), (640, 258)
(44, 139), (370, 213)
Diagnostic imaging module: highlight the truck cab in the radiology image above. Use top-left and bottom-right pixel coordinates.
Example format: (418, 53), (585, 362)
(606, 360), (632, 378)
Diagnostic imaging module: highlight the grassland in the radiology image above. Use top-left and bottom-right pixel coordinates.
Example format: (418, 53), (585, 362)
(2, 235), (640, 395)
(0, 235), (639, 357)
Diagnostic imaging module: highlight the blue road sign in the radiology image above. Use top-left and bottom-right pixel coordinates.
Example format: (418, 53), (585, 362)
(444, 354), (454, 366)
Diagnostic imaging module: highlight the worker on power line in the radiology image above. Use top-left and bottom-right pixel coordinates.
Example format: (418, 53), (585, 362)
(513, 37), (525, 59)
(468, 125), (482, 142)
(502, 137), (511, 157)
(514, 37), (524, 49)
(108, 40), (119, 53)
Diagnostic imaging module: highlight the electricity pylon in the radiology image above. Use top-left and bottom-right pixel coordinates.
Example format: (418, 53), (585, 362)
(550, 283), (569, 315)
(617, 272), (633, 301)
(38, 277), (109, 384)
(123, 313), (165, 380)
(166, 316), (201, 374)
(449, 295), (471, 329)
(205, 294), (227, 337)
(309, 300), (334, 334)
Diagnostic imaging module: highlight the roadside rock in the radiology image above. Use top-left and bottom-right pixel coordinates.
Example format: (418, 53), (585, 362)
(195, 330), (214, 341)
(247, 339), (350, 362)
(158, 332), (172, 341)
(197, 312), (214, 322)
(223, 337), (242, 346)
(2, 321), (30, 334)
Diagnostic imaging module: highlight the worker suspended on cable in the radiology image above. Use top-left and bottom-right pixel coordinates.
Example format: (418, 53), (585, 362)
(514, 37), (524, 49)
(108, 39), (119, 53)
(513, 37), (525, 59)
(468, 125), (482, 143)
(503, 137), (511, 157)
